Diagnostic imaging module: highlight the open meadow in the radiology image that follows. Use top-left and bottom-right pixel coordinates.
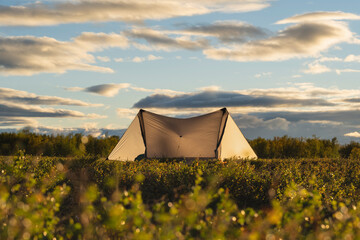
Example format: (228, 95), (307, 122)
(2, 151), (360, 239)
(2, 0), (360, 239)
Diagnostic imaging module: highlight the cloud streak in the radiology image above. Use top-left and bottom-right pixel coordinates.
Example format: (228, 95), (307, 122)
(1, 12), (357, 76)
(0, 87), (106, 127)
(132, 54), (163, 63)
(303, 62), (331, 74)
(0, 101), (88, 118)
(254, 110), (360, 125)
(0, 117), (37, 127)
(0, 32), (128, 76)
(119, 84), (360, 140)
(234, 115), (290, 130)
(132, 83), (360, 109)
(181, 20), (268, 43)
(204, 20), (354, 61)
(127, 28), (209, 51)
(345, 55), (360, 62)
(67, 83), (184, 97)
(0, 87), (102, 106)
(0, 0), (270, 26)
(277, 11), (360, 24)
(132, 90), (334, 109)
(344, 131), (360, 138)
(66, 83), (131, 97)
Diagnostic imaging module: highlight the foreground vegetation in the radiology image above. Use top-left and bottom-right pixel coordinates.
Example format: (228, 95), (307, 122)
(2, 152), (360, 239)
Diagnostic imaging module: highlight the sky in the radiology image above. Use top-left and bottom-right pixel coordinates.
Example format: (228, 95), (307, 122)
(1, 0), (360, 143)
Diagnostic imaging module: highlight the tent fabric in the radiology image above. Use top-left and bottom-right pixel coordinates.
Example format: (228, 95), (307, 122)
(108, 108), (257, 161)
(142, 109), (226, 159)
(218, 114), (257, 159)
(107, 115), (145, 161)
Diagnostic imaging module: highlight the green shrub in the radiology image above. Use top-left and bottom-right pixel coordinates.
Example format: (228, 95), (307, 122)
(2, 154), (360, 238)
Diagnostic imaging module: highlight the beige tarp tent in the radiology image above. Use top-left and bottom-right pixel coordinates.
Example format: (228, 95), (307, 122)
(108, 108), (257, 161)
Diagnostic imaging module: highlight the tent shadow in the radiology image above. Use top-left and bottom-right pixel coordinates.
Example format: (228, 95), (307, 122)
(134, 154), (146, 161)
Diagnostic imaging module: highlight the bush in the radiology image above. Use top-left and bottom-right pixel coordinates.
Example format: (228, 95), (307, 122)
(2, 154), (360, 238)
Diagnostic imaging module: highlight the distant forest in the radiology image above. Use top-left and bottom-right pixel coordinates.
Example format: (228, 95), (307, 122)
(0, 130), (360, 159)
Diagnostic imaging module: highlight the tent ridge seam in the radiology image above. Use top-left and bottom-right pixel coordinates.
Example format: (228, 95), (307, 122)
(215, 108), (229, 158)
(138, 110), (147, 157)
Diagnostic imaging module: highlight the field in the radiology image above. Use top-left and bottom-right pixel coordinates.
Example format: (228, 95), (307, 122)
(2, 152), (360, 239)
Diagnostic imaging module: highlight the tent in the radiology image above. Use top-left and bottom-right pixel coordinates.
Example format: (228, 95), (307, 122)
(108, 108), (257, 161)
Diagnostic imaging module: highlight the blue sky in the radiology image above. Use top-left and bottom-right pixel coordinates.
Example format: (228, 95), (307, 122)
(1, 0), (360, 142)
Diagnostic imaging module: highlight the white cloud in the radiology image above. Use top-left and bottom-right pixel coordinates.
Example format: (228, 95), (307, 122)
(132, 54), (163, 63)
(0, 100), (87, 118)
(130, 86), (183, 95)
(0, 0), (270, 26)
(97, 56), (111, 62)
(0, 32), (128, 76)
(277, 11), (360, 24)
(302, 120), (342, 126)
(65, 87), (84, 92)
(75, 32), (129, 49)
(303, 62), (331, 74)
(0, 87), (102, 107)
(302, 55), (360, 75)
(344, 131), (360, 138)
(147, 54), (163, 61)
(189, 56), (200, 60)
(87, 113), (107, 119)
(178, 20), (268, 43)
(82, 122), (98, 130)
(5, 125), (125, 138)
(132, 57), (145, 63)
(107, 82), (360, 143)
(189, 0), (270, 13)
(0, 88), (106, 127)
(335, 69), (360, 75)
(197, 85), (222, 91)
(237, 83), (360, 102)
(132, 90), (333, 109)
(67, 83), (183, 97)
(129, 83), (360, 118)
(254, 72), (272, 78)
(82, 122), (104, 136)
(117, 107), (212, 120)
(116, 108), (139, 119)
(235, 115), (290, 130)
(127, 28), (209, 51)
(204, 20), (354, 62)
(0, 87), (106, 127)
(344, 54), (360, 62)
(114, 58), (124, 62)
(66, 83), (131, 97)
(316, 56), (343, 62)
(0, 117), (38, 127)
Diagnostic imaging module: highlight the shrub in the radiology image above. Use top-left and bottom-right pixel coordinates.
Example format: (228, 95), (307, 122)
(2, 154), (360, 238)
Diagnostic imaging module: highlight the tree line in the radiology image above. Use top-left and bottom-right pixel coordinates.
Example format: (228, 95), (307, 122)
(0, 130), (359, 158)
(0, 130), (119, 157)
(249, 136), (360, 159)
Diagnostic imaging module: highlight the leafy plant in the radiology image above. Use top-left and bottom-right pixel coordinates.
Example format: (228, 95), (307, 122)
(1, 153), (360, 238)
